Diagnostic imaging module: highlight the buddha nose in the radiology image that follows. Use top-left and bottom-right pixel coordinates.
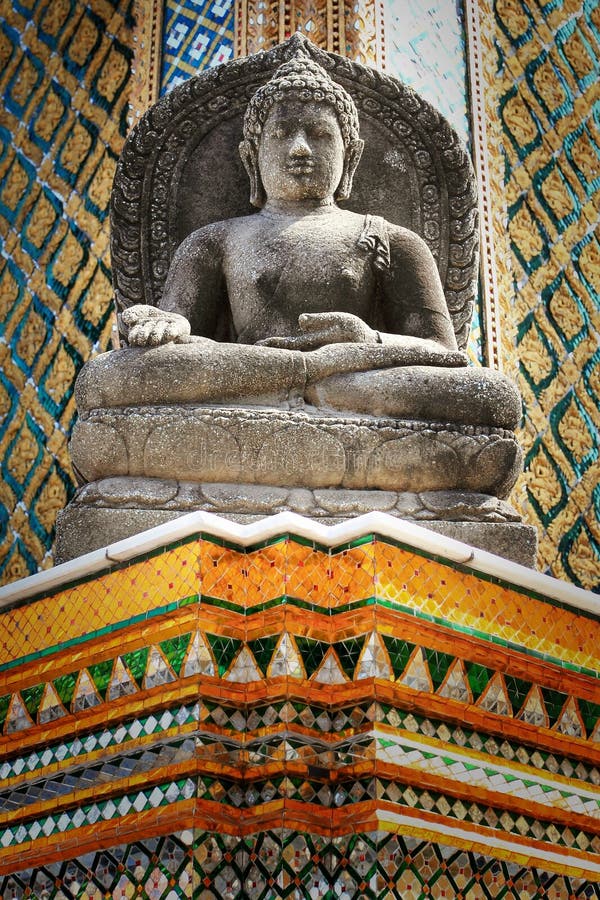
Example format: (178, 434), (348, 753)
(289, 131), (312, 158)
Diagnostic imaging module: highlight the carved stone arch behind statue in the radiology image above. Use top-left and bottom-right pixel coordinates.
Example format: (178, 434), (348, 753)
(111, 34), (479, 349)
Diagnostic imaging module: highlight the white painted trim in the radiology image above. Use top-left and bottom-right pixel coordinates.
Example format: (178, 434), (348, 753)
(463, 0), (503, 370)
(1, 512), (598, 617)
(378, 809), (600, 875)
(381, 730), (600, 803)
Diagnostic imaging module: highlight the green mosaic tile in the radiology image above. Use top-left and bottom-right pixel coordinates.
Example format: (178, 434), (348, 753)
(422, 647), (455, 690)
(52, 672), (77, 708)
(466, 662), (493, 697)
(381, 636), (415, 679)
(160, 633), (192, 676)
(504, 674), (534, 713)
(295, 637), (329, 677)
(579, 699), (600, 734)
(20, 683), (45, 718)
(122, 647), (149, 685)
(88, 659), (116, 699)
(333, 637), (366, 679)
(0, 694), (10, 730)
(206, 634), (242, 677)
(248, 635), (280, 676)
(541, 687), (569, 725)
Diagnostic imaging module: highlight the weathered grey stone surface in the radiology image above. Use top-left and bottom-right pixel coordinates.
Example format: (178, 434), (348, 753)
(55, 479), (536, 566)
(56, 36), (538, 564)
(75, 346), (520, 430)
(71, 405), (522, 497)
(111, 34), (479, 348)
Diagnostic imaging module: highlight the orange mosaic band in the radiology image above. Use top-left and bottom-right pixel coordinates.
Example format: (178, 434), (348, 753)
(3, 538), (600, 677)
(2, 797), (600, 882)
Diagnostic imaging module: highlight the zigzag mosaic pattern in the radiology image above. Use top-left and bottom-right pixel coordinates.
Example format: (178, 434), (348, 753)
(2, 529), (600, 887)
(495, 0), (600, 590)
(0, 0), (133, 583)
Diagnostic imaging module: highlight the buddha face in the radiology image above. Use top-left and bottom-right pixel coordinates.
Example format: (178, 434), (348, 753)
(257, 100), (346, 203)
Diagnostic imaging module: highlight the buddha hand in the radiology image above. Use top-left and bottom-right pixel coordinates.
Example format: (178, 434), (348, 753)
(257, 312), (379, 350)
(119, 305), (192, 347)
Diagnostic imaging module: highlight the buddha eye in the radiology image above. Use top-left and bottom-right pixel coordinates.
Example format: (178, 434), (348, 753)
(309, 126), (333, 139)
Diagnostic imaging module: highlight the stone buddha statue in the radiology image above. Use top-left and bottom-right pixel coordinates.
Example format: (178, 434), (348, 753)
(56, 37), (536, 566)
(119, 55), (461, 364)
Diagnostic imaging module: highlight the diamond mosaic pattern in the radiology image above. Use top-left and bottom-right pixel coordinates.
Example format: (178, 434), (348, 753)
(1, 530), (600, 882)
(3, 0), (595, 591)
(2, 829), (600, 897)
(495, 0), (600, 589)
(161, 0), (235, 93)
(0, 1), (133, 584)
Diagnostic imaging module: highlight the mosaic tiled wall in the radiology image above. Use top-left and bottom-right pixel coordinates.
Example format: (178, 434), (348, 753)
(494, 0), (600, 590)
(383, 0), (483, 365)
(161, 0), (234, 94)
(0, 0), (134, 584)
(2, 0), (598, 590)
(2, 528), (600, 889)
(384, 0), (470, 146)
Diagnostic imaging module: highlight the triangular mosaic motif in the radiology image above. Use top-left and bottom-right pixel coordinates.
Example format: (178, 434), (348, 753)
(295, 637), (329, 678)
(248, 635), (280, 676)
(356, 632), (392, 680)
(207, 634), (242, 677)
(37, 683), (67, 725)
(555, 696), (585, 738)
(143, 646), (177, 690)
(398, 648), (433, 693)
(268, 633), (306, 679)
(226, 646), (262, 683)
(437, 659), (472, 703)
(477, 673), (512, 717)
(312, 649), (348, 684)
(5, 693), (34, 733)
(518, 685), (549, 728)
(107, 658), (138, 701)
(72, 669), (102, 713)
(333, 637), (365, 679)
(182, 631), (216, 677)
(160, 633), (192, 675)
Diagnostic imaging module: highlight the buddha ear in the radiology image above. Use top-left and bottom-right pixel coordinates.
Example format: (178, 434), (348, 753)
(336, 139), (364, 202)
(239, 140), (266, 208)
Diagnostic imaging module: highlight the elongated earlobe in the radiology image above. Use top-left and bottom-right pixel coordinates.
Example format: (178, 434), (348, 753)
(239, 140), (266, 208)
(336, 139), (364, 201)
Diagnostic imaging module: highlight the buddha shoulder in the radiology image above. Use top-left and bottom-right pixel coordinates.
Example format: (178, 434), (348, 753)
(384, 223), (438, 267)
(171, 219), (240, 265)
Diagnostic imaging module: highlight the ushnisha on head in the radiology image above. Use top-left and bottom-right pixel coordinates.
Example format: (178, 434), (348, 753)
(239, 53), (364, 207)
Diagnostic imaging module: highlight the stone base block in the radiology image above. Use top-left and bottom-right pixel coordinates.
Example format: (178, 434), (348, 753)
(55, 478), (538, 567)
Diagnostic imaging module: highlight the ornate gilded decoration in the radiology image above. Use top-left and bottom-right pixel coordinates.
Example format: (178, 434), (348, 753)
(128, 0), (385, 122)
(238, 0), (385, 66)
(0, 0), (133, 584)
(490, 0), (599, 589)
(1, 0), (597, 587)
(1, 522), (600, 885)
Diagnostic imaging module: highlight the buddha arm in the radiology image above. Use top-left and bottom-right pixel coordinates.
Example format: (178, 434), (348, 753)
(160, 225), (225, 338)
(378, 226), (458, 352)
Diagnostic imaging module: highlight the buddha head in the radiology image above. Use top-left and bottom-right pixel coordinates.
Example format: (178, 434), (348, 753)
(240, 53), (364, 207)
